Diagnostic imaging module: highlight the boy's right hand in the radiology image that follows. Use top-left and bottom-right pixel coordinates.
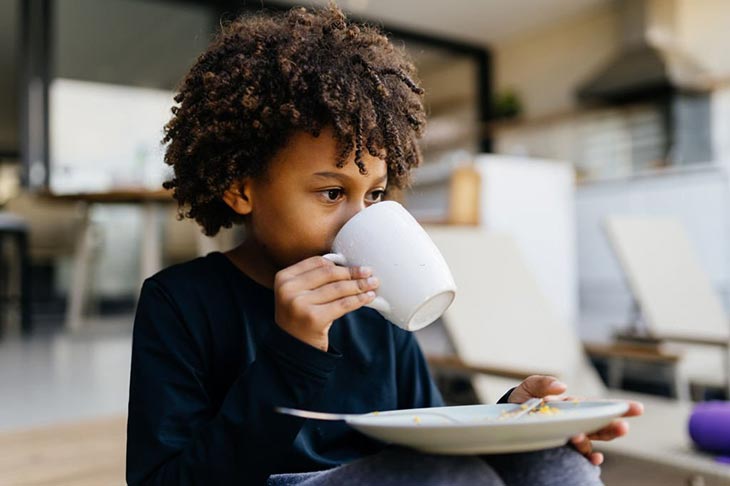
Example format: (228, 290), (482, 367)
(274, 256), (379, 352)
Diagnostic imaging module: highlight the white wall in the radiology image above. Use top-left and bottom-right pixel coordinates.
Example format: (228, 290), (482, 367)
(493, 0), (730, 120)
(493, 2), (618, 119)
(476, 155), (578, 326)
(674, 0), (730, 81)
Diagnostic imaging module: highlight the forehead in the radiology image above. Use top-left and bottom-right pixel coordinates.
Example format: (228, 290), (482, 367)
(269, 129), (387, 182)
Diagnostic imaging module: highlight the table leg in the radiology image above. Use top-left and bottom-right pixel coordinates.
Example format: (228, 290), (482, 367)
(66, 205), (93, 332)
(140, 202), (162, 280)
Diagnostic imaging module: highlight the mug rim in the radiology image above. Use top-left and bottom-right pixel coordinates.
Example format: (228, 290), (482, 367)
(333, 201), (404, 246)
(403, 288), (456, 331)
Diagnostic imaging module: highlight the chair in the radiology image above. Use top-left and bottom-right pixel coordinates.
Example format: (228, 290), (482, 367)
(4, 192), (92, 331)
(424, 225), (730, 482)
(604, 216), (730, 400)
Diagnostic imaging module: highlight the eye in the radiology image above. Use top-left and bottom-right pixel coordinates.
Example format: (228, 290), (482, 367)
(367, 189), (386, 203)
(320, 188), (344, 202)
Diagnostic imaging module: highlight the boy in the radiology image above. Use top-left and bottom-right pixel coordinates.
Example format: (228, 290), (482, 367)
(126, 4), (641, 485)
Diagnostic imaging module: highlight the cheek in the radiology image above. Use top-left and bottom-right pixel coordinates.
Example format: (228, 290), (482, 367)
(250, 202), (340, 263)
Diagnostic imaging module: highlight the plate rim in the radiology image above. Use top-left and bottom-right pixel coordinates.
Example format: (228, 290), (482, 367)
(346, 400), (630, 429)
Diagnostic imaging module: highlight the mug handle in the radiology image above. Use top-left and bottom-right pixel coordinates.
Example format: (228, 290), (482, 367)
(322, 253), (391, 315)
(322, 253), (347, 266)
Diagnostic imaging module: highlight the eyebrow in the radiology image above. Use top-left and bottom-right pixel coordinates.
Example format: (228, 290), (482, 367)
(312, 171), (388, 184)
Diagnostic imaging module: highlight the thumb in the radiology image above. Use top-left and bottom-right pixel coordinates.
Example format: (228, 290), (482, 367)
(524, 375), (567, 398)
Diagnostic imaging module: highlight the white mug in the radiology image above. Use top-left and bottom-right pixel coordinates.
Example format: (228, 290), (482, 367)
(324, 201), (456, 331)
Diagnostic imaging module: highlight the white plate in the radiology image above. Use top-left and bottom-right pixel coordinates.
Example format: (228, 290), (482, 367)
(346, 400), (630, 454)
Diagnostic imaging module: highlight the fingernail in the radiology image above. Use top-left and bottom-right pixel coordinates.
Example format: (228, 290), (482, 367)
(367, 276), (379, 286)
(366, 291), (376, 298)
(552, 381), (567, 389)
(359, 266), (372, 276)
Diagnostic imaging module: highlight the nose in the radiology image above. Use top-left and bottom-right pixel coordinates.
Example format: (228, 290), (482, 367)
(336, 200), (367, 232)
(346, 199), (367, 220)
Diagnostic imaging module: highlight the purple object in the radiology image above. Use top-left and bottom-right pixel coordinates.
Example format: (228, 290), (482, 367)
(688, 401), (730, 455)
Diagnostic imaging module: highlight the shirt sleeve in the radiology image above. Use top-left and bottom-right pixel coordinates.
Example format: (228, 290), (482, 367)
(394, 331), (445, 408)
(497, 387), (516, 404)
(126, 279), (341, 486)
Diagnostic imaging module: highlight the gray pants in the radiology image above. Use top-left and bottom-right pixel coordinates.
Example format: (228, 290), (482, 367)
(267, 445), (603, 486)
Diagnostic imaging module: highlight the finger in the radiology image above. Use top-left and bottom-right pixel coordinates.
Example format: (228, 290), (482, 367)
(277, 256), (372, 285)
(315, 291), (377, 323)
(623, 401), (644, 417)
(544, 395), (586, 403)
(282, 262), (370, 294)
(587, 419), (629, 441)
(276, 256), (336, 283)
(589, 451), (604, 466)
(571, 436), (598, 465)
(544, 394), (573, 402)
(523, 375), (567, 398)
(306, 276), (380, 305)
(538, 394), (567, 403)
(570, 434), (592, 456)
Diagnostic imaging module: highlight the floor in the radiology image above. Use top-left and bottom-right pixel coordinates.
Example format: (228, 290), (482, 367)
(0, 415), (126, 486)
(0, 316), (132, 432)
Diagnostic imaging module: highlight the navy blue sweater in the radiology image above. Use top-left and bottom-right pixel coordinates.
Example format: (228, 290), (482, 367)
(126, 252), (512, 485)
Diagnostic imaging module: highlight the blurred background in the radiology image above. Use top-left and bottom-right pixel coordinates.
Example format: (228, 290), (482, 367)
(1, 0), (730, 484)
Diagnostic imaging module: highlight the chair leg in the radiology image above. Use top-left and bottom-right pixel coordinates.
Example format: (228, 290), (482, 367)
(672, 366), (691, 401)
(606, 356), (624, 389)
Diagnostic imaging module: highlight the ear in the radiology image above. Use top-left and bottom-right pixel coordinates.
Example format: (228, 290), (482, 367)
(222, 178), (253, 216)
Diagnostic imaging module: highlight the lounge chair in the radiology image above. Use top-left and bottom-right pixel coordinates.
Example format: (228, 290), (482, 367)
(424, 226), (730, 483)
(604, 216), (730, 400)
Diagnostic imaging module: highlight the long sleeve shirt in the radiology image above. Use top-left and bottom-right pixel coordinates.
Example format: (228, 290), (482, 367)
(126, 251), (513, 485)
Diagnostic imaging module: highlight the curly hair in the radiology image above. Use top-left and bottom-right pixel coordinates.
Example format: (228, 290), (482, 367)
(161, 3), (427, 236)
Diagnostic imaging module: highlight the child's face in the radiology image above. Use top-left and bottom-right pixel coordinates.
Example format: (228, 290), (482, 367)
(233, 127), (388, 269)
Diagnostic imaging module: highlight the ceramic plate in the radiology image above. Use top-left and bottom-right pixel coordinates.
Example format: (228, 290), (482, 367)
(346, 400), (630, 454)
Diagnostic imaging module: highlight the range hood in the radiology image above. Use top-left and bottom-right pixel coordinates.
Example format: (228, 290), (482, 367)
(578, 0), (712, 103)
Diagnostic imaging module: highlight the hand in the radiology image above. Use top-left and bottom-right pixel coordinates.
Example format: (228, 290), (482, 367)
(507, 375), (644, 466)
(506, 375), (567, 405)
(274, 256), (379, 351)
(555, 395), (644, 466)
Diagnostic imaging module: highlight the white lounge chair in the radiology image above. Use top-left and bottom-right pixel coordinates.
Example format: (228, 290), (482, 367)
(424, 226), (730, 483)
(604, 216), (730, 400)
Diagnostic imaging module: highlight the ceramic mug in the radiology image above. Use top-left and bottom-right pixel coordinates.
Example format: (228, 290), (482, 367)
(323, 201), (456, 331)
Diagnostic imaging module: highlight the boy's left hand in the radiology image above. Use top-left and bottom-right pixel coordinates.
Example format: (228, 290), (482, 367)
(507, 375), (644, 466)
